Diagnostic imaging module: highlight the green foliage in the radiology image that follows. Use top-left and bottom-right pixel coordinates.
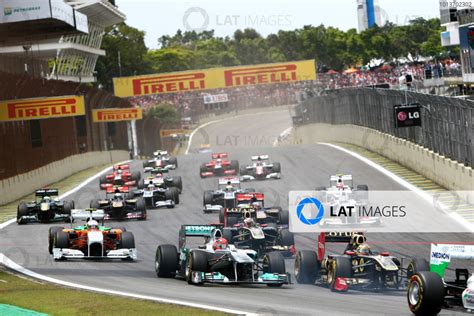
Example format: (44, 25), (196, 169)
(146, 102), (180, 125)
(99, 18), (450, 88)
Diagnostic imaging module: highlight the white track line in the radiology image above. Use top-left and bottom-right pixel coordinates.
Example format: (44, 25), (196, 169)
(320, 143), (474, 233)
(0, 253), (254, 315)
(273, 127), (293, 147)
(185, 108), (288, 155)
(0, 159), (254, 315)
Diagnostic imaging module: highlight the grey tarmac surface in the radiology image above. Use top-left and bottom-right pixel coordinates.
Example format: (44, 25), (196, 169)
(1, 109), (472, 315)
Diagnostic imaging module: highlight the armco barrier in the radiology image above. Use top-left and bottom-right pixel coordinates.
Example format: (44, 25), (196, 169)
(292, 123), (473, 199)
(0, 150), (128, 205)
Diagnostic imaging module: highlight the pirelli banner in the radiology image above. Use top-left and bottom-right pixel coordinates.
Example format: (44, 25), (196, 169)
(113, 60), (316, 98)
(92, 107), (143, 123)
(0, 95), (85, 122)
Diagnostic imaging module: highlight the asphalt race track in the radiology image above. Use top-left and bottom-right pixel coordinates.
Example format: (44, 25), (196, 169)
(1, 109), (471, 315)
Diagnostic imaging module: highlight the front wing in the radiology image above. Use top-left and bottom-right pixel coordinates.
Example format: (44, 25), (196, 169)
(53, 248), (137, 260)
(189, 271), (290, 285)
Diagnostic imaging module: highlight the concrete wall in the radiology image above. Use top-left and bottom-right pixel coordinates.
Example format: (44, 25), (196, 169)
(291, 123), (473, 197)
(0, 150), (129, 205)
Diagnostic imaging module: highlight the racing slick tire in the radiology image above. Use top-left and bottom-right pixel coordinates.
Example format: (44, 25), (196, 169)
(407, 271), (444, 316)
(407, 257), (430, 279)
(155, 244), (179, 278)
(17, 203), (29, 225)
(131, 171), (141, 182)
(54, 231), (69, 249)
(199, 164), (207, 178)
(169, 157), (178, 168)
(222, 228), (236, 244)
(227, 216), (238, 227)
(356, 184), (369, 191)
(187, 250), (208, 285)
(99, 174), (107, 185)
(279, 229), (294, 247)
(203, 191), (214, 208)
(230, 160), (239, 173)
(295, 250), (320, 284)
(90, 199), (101, 209)
(219, 208), (225, 224)
(136, 197), (147, 220)
(164, 189), (176, 208)
(120, 232), (136, 249)
(328, 256), (353, 291)
(240, 165), (248, 176)
(63, 200), (74, 220)
(48, 227), (64, 254)
(279, 210), (289, 225)
(138, 179), (146, 190)
(172, 176), (183, 193)
(264, 252), (286, 287)
(169, 187), (179, 204)
(272, 162), (281, 173)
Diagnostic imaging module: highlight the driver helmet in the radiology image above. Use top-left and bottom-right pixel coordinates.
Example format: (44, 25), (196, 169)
(213, 238), (228, 250)
(336, 180), (344, 189)
(114, 193), (122, 199)
(244, 217), (255, 227)
(43, 196), (51, 203)
(87, 219), (99, 230)
(216, 158), (222, 164)
(147, 183), (155, 190)
(356, 243), (372, 255)
(225, 185), (233, 191)
(351, 234), (366, 246)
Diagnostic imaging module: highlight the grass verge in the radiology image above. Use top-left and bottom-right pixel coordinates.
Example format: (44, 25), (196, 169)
(0, 268), (224, 316)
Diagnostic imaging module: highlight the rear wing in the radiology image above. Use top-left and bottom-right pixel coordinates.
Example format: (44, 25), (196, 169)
(105, 186), (129, 194)
(251, 155), (269, 161)
(153, 150), (168, 156)
(317, 232), (363, 260)
(212, 152), (228, 159)
(218, 177), (240, 185)
(236, 192), (264, 203)
(430, 243), (474, 277)
(71, 209), (105, 221)
(144, 167), (169, 174)
(179, 225), (224, 248)
(35, 189), (59, 197)
(330, 175), (353, 182)
(113, 164), (129, 170)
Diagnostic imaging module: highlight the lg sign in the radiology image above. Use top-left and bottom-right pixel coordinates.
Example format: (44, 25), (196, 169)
(394, 103), (422, 128)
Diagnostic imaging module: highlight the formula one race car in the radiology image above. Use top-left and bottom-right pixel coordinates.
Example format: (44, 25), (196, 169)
(49, 209), (137, 260)
(200, 153), (239, 178)
(219, 192), (289, 227)
(240, 155), (281, 181)
(203, 177), (255, 213)
(221, 208), (295, 257)
(132, 181), (179, 209)
(143, 150), (178, 170)
(99, 164), (141, 190)
(154, 225), (290, 286)
(316, 175), (379, 226)
(407, 243), (474, 315)
(90, 189), (147, 220)
(295, 232), (428, 292)
(138, 168), (182, 193)
(17, 189), (74, 225)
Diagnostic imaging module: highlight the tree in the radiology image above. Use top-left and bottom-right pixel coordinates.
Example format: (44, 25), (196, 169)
(146, 102), (180, 125)
(146, 47), (194, 73)
(96, 23), (149, 90)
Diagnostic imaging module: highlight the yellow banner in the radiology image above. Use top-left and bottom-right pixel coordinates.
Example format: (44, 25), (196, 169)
(0, 95), (85, 122)
(160, 129), (190, 138)
(113, 60), (316, 98)
(92, 107), (143, 122)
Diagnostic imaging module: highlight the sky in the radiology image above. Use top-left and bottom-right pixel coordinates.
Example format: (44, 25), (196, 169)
(115, 0), (441, 49)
